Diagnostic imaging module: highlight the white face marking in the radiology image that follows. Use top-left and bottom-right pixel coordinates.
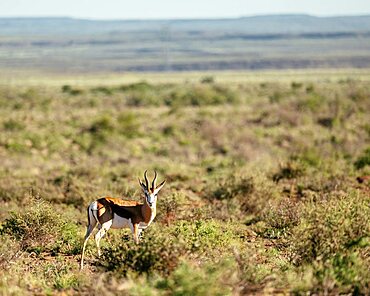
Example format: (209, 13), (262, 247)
(145, 192), (157, 208)
(139, 177), (165, 208)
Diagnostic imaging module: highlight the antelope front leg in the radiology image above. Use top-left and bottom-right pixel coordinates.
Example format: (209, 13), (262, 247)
(132, 223), (140, 244)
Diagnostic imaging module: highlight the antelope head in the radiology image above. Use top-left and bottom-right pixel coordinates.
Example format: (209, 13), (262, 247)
(139, 170), (166, 208)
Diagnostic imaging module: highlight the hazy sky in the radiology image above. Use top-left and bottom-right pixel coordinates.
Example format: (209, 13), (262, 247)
(1, 0), (370, 19)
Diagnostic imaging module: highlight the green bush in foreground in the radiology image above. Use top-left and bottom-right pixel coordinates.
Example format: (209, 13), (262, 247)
(288, 191), (370, 294)
(172, 219), (235, 253)
(260, 199), (300, 239)
(128, 261), (235, 296)
(154, 261), (234, 296)
(101, 220), (236, 277)
(0, 198), (80, 255)
(291, 191), (369, 264)
(290, 252), (370, 295)
(100, 226), (187, 277)
(0, 198), (63, 251)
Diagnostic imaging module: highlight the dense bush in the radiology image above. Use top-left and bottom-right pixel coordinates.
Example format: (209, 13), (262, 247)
(117, 112), (141, 138)
(290, 191), (369, 264)
(273, 163), (303, 182)
(172, 219), (234, 253)
(125, 260), (235, 296)
(152, 261), (234, 296)
(272, 152), (319, 182)
(100, 226), (187, 277)
(2, 119), (25, 131)
(260, 199), (300, 239)
(210, 174), (254, 201)
(311, 253), (369, 294)
(61, 85), (83, 95)
(1, 198), (64, 251)
(354, 147), (370, 170)
(0, 198), (80, 255)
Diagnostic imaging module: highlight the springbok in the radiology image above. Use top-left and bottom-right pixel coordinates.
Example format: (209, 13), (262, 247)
(80, 171), (165, 270)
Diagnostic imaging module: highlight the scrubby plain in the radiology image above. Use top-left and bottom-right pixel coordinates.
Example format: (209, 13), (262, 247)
(0, 71), (369, 295)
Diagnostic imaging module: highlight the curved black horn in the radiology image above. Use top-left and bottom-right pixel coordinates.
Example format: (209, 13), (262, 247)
(144, 170), (149, 189)
(152, 170), (157, 190)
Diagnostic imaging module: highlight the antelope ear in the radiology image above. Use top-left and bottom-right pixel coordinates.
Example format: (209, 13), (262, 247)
(154, 180), (166, 194)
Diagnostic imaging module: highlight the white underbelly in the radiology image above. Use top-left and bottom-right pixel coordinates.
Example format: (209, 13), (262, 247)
(111, 214), (132, 229)
(138, 222), (148, 229)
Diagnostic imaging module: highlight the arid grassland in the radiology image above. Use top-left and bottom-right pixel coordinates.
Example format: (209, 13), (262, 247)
(0, 71), (369, 295)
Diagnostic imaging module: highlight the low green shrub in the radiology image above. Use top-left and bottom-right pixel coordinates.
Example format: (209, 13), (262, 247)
(291, 252), (370, 295)
(272, 160), (305, 182)
(269, 91), (285, 103)
(354, 147), (370, 170)
(290, 191), (369, 264)
(43, 261), (82, 290)
(0, 198), (80, 254)
(272, 150), (322, 183)
(2, 119), (25, 131)
(234, 248), (272, 286)
(0, 234), (21, 271)
(172, 219), (234, 253)
(76, 115), (115, 152)
(297, 93), (325, 112)
(315, 253), (369, 294)
(306, 84), (315, 93)
(91, 86), (113, 95)
(156, 192), (181, 225)
(117, 112), (141, 138)
(260, 199), (300, 239)
(3, 139), (28, 153)
(87, 115), (115, 135)
(296, 149), (322, 168)
(200, 76), (215, 84)
(61, 85), (72, 93)
(126, 260), (235, 296)
(100, 225), (186, 277)
(210, 174), (254, 201)
(291, 82), (303, 90)
(154, 261), (234, 296)
(165, 84), (238, 107)
(61, 85), (83, 95)
(52, 221), (81, 255)
(119, 81), (153, 92)
(0, 198), (71, 253)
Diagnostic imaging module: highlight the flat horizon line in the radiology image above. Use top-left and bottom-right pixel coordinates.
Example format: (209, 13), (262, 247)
(1, 13), (370, 22)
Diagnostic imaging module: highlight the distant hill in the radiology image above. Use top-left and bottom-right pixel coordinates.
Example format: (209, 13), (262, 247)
(1, 15), (370, 36)
(1, 15), (370, 72)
